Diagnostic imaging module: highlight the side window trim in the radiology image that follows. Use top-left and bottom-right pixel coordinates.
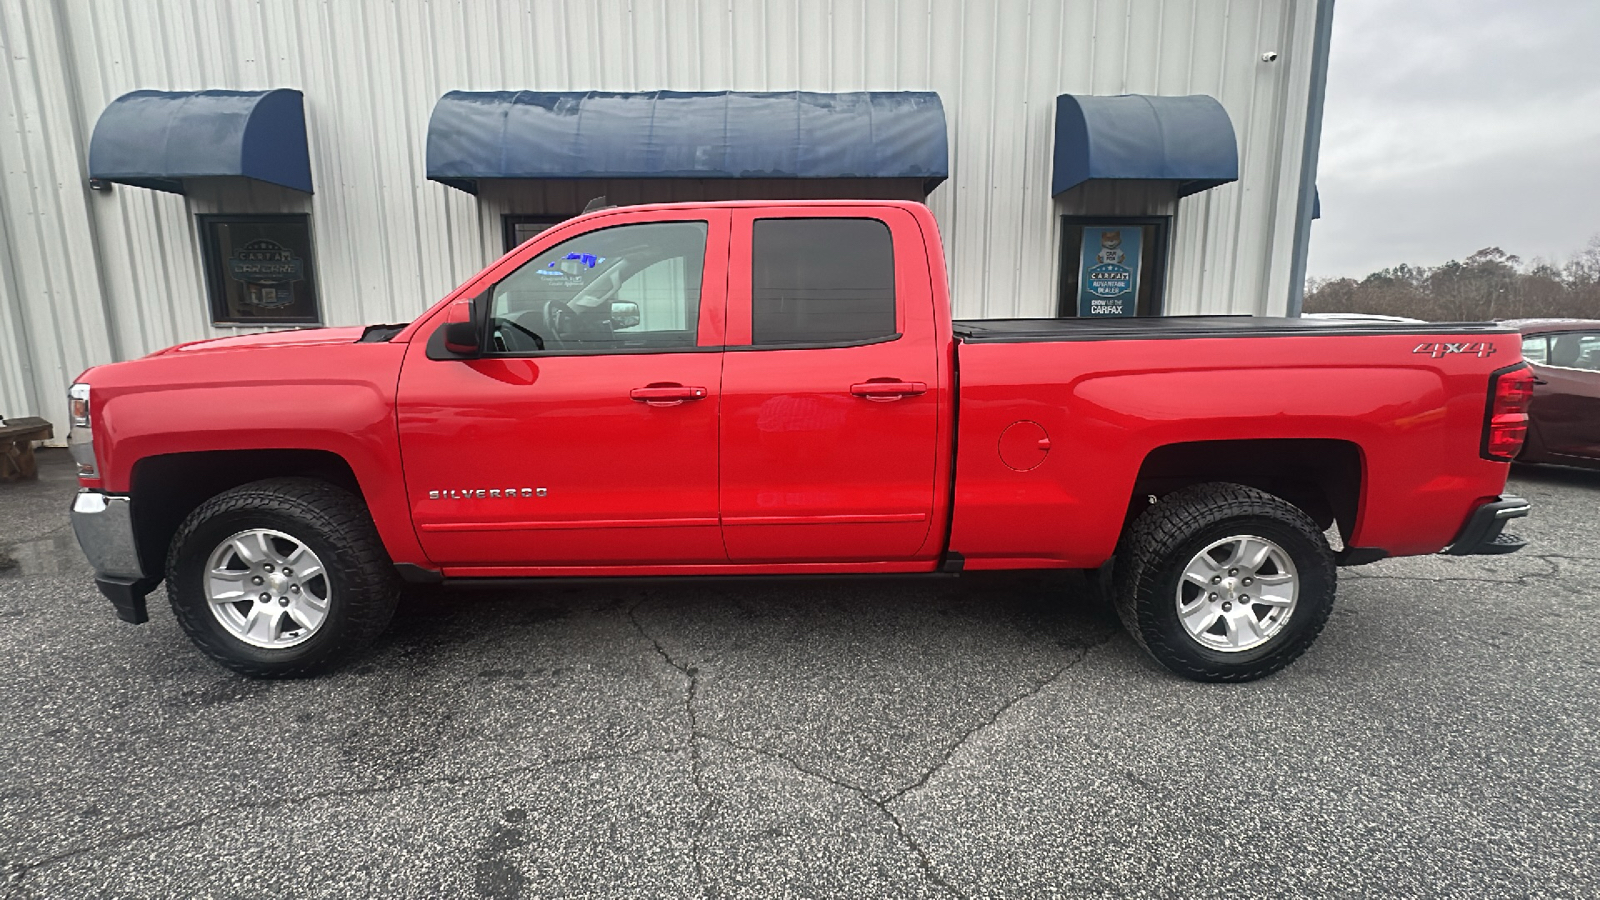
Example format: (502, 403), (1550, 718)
(485, 345), (727, 358)
(724, 333), (903, 352)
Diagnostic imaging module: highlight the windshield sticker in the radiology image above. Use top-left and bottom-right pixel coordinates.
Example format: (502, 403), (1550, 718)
(537, 251), (607, 283)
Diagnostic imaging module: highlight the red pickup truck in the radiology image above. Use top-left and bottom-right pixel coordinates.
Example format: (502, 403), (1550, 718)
(68, 200), (1533, 682)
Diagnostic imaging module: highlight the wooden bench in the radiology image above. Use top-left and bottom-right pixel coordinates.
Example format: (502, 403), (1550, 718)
(0, 417), (54, 482)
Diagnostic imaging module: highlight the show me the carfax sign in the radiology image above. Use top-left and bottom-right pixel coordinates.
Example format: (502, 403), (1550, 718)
(1076, 226), (1142, 317)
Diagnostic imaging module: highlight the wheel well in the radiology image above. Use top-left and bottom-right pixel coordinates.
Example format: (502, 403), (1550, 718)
(1128, 439), (1364, 541)
(128, 450), (363, 579)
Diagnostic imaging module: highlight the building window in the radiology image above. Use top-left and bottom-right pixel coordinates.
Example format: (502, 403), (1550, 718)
(199, 214), (321, 325)
(751, 218), (897, 346)
(1057, 217), (1170, 318)
(503, 215), (565, 253)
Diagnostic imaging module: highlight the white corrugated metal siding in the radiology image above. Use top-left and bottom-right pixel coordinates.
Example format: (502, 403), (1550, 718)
(1, 0), (1321, 435)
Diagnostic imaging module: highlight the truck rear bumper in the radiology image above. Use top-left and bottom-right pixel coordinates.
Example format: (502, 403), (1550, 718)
(1444, 495), (1530, 556)
(70, 490), (156, 623)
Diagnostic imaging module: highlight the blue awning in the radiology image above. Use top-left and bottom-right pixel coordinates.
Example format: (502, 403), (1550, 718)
(1052, 94), (1238, 198)
(88, 89), (312, 194)
(426, 90), (948, 194)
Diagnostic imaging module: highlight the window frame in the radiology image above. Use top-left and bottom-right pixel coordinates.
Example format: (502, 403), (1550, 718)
(1055, 215), (1171, 319)
(479, 218), (718, 359)
(501, 214), (567, 254)
(198, 213), (322, 326)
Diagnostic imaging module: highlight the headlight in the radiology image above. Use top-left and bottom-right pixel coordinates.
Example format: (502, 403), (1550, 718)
(67, 383), (97, 478)
(69, 383), (91, 427)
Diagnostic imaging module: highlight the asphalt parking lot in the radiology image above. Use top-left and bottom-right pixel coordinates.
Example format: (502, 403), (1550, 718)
(2, 449), (1596, 899)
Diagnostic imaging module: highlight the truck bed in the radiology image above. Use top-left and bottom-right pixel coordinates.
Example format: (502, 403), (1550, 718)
(952, 316), (1514, 343)
(944, 316), (1525, 569)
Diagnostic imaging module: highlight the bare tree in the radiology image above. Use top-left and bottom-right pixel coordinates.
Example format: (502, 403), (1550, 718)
(1305, 236), (1600, 321)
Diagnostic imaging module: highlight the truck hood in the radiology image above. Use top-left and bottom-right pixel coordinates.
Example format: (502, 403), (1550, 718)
(149, 327), (372, 357)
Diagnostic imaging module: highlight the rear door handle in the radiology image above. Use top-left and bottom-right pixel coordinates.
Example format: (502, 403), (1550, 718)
(850, 380), (928, 401)
(630, 383), (708, 407)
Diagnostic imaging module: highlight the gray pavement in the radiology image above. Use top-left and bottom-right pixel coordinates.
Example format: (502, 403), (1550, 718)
(1, 448), (1595, 898)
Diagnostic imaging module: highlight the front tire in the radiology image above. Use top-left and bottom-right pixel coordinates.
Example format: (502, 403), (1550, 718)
(1113, 483), (1336, 682)
(166, 478), (400, 677)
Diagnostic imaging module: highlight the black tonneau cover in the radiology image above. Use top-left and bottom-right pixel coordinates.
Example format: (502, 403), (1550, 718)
(952, 316), (1515, 344)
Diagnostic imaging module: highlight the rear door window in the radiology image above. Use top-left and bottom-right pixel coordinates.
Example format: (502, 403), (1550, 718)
(1547, 332), (1600, 371)
(750, 218), (896, 346)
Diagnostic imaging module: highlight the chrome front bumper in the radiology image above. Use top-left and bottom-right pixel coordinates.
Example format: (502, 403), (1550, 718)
(70, 491), (154, 623)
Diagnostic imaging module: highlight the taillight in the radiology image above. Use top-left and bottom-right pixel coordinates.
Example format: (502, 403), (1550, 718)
(1482, 364), (1535, 461)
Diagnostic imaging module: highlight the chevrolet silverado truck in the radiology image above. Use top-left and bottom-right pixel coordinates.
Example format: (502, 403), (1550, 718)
(68, 200), (1534, 682)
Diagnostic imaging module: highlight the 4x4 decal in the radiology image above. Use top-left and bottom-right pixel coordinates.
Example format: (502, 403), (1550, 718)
(1413, 341), (1498, 359)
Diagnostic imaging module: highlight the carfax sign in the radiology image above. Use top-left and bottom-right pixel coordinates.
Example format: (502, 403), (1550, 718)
(1076, 226), (1142, 317)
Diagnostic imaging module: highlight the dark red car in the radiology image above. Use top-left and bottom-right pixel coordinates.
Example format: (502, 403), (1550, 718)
(1508, 319), (1600, 468)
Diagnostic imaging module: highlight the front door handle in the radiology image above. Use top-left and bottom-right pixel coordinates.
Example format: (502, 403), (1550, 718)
(631, 383), (708, 407)
(850, 380), (928, 401)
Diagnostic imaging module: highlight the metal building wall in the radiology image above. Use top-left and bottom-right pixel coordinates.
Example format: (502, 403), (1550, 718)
(1, 0), (1322, 435)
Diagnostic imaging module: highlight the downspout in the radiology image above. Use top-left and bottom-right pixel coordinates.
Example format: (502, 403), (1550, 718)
(1286, 0), (1336, 316)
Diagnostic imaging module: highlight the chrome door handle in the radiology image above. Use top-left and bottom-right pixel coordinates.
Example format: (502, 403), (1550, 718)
(630, 383), (708, 407)
(850, 380), (928, 401)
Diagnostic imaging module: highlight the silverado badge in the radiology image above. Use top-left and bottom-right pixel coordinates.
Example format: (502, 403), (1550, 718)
(429, 488), (547, 500)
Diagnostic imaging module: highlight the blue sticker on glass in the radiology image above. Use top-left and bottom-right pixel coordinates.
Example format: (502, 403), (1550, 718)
(537, 252), (607, 278)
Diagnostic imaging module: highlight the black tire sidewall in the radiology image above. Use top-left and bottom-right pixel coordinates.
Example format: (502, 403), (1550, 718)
(1140, 512), (1334, 675)
(169, 500), (360, 672)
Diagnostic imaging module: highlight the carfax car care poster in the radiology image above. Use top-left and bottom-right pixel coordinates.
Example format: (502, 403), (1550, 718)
(1077, 226), (1142, 317)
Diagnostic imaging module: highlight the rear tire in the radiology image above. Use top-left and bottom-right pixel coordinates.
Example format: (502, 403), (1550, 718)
(166, 477), (400, 678)
(1114, 483), (1335, 682)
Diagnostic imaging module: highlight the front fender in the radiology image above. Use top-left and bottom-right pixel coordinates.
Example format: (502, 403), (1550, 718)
(82, 341), (427, 567)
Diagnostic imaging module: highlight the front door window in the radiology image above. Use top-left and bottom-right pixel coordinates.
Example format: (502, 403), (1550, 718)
(487, 221), (707, 354)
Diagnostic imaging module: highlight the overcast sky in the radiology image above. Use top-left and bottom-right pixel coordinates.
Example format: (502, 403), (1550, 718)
(1306, 0), (1600, 279)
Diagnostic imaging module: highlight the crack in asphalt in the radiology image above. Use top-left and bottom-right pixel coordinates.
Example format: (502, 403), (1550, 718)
(628, 596), (718, 900)
(4, 745), (683, 885)
(1343, 555), (1563, 589)
(704, 733), (965, 900)
(625, 592), (1120, 900)
(882, 630), (1116, 807)
(627, 594), (965, 899)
